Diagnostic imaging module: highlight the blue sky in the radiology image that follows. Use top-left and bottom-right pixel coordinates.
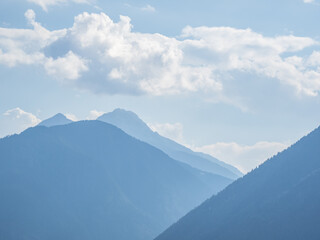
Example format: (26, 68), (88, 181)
(1, 0), (320, 172)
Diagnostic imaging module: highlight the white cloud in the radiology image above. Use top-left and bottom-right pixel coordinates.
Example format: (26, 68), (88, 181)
(87, 110), (105, 120)
(181, 26), (320, 96)
(303, 0), (320, 5)
(27, 0), (91, 12)
(45, 51), (88, 80)
(0, 10), (87, 81)
(141, 5), (156, 12)
(3, 108), (40, 125)
(66, 12), (222, 95)
(64, 113), (78, 121)
(25, 9), (36, 24)
(148, 122), (184, 144)
(307, 51), (320, 67)
(0, 108), (41, 138)
(0, 10), (320, 99)
(0, 9), (66, 67)
(195, 141), (289, 173)
(0, 48), (44, 67)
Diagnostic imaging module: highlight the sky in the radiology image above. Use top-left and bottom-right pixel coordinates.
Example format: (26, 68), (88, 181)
(1, 0), (320, 173)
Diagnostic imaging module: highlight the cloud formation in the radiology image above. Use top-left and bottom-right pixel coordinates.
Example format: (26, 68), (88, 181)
(0, 108), (41, 138)
(86, 110), (105, 120)
(0, 10), (319, 97)
(64, 113), (78, 121)
(196, 141), (289, 173)
(182, 26), (320, 96)
(45, 51), (88, 80)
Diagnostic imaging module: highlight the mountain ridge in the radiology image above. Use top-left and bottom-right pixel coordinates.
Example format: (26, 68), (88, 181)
(155, 125), (320, 240)
(0, 120), (232, 240)
(98, 108), (242, 179)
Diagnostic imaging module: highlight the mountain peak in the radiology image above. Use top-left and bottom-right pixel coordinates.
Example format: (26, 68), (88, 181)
(52, 113), (66, 119)
(0, 119), (230, 240)
(98, 108), (152, 137)
(98, 109), (242, 179)
(108, 108), (142, 120)
(112, 108), (136, 114)
(38, 113), (73, 127)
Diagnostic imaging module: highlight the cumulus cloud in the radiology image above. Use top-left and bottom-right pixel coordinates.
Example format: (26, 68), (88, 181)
(0, 9), (66, 67)
(148, 122), (184, 144)
(307, 51), (320, 67)
(0, 108), (41, 138)
(86, 110), (105, 120)
(0, 10), (320, 98)
(66, 12), (222, 95)
(0, 10), (87, 80)
(45, 51), (88, 81)
(27, 0), (91, 12)
(181, 26), (320, 96)
(196, 141), (289, 173)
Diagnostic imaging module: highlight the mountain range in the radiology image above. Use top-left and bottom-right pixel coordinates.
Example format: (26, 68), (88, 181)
(98, 109), (242, 179)
(0, 120), (232, 240)
(37, 109), (242, 180)
(2, 109), (319, 240)
(155, 125), (320, 240)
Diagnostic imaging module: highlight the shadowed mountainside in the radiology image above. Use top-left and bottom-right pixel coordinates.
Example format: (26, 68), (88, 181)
(98, 109), (242, 179)
(155, 125), (320, 240)
(0, 120), (232, 240)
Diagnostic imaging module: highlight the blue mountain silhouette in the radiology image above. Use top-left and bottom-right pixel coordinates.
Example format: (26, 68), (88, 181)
(155, 125), (320, 240)
(0, 120), (232, 240)
(38, 113), (73, 127)
(98, 108), (242, 179)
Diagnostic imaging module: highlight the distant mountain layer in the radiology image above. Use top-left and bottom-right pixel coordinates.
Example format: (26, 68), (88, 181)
(98, 109), (242, 179)
(38, 113), (73, 127)
(155, 126), (320, 240)
(0, 121), (232, 240)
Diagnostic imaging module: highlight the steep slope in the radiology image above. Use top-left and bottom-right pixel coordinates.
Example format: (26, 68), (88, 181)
(98, 109), (242, 179)
(38, 113), (73, 127)
(0, 120), (231, 240)
(155, 126), (320, 240)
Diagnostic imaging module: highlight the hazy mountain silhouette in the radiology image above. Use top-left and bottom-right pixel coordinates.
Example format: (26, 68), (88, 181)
(0, 120), (232, 240)
(98, 109), (242, 179)
(155, 126), (320, 240)
(38, 113), (73, 127)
